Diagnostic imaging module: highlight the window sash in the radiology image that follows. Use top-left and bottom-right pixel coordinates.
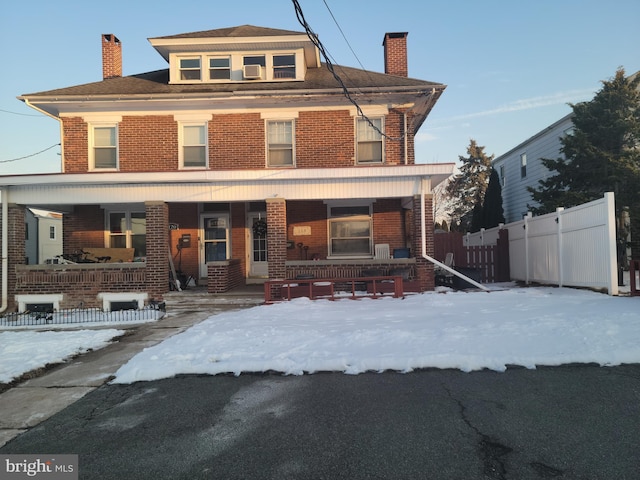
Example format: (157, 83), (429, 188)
(93, 126), (117, 169)
(327, 203), (373, 257)
(209, 57), (230, 80)
(357, 118), (383, 163)
(180, 58), (201, 80)
(181, 124), (207, 168)
(108, 211), (146, 257)
(273, 54), (295, 79)
(267, 121), (294, 166)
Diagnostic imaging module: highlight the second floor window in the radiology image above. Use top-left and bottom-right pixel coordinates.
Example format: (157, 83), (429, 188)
(520, 153), (527, 178)
(91, 125), (118, 170)
(180, 58), (201, 81)
(180, 123), (207, 168)
(357, 117), (384, 164)
(267, 120), (294, 167)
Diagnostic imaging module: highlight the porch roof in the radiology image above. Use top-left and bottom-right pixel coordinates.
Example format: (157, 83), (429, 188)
(0, 164), (454, 209)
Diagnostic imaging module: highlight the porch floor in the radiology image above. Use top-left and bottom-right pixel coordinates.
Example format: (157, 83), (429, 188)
(163, 284), (265, 312)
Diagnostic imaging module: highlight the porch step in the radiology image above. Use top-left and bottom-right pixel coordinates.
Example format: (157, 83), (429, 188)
(162, 286), (265, 312)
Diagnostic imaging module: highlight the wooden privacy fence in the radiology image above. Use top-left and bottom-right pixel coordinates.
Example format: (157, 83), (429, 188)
(434, 229), (510, 283)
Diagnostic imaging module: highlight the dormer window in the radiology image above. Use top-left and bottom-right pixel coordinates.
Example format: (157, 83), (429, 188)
(209, 57), (230, 80)
(179, 58), (201, 80)
(273, 55), (296, 79)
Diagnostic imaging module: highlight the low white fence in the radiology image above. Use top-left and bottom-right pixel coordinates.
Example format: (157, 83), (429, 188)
(465, 192), (618, 295)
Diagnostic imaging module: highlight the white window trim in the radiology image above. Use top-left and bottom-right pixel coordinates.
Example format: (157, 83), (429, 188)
(355, 116), (385, 165)
(208, 55), (231, 81)
(88, 122), (119, 171)
(105, 208), (146, 255)
(265, 119), (296, 168)
(178, 121), (209, 169)
(520, 153), (527, 179)
(177, 56), (202, 82)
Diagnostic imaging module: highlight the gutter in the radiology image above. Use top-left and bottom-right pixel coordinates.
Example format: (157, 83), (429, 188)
(420, 180), (488, 292)
(0, 188), (8, 313)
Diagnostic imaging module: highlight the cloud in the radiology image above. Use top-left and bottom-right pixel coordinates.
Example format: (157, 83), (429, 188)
(433, 88), (595, 124)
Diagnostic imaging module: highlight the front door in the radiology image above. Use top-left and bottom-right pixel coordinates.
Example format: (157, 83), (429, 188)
(199, 214), (230, 278)
(248, 212), (268, 278)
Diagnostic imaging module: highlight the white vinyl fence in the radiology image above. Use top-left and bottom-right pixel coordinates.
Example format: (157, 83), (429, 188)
(466, 192), (619, 295)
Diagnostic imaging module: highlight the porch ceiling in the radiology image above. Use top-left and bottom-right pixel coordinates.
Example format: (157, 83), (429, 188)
(1, 164), (454, 207)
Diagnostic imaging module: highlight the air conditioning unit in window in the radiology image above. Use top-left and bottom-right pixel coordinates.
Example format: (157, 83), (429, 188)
(243, 64), (262, 79)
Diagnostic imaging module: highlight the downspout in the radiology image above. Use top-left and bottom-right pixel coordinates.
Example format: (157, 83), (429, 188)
(1, 188), (8, 312)
(403, 113), (408, 165)
(420, 179), (489, 291)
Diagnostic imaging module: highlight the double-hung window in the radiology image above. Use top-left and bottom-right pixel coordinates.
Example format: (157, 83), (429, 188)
(209, 56), (230, 80)
(357, 117), (384, 164)
(108, 210), (146, 258)
(273, 54), (296, 79)
(179, 58), (201, 81)
(91, 124), (118, 170)
(267, 120), (294, 167)
(520, 153), (527, 178)
(327, 203), (373, 257)
(180, 123), (208, 168)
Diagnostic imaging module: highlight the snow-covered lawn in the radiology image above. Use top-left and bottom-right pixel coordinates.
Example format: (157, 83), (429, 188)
(0, 329), (124, 384)
(2, 286), (638, 387)
(111, 286), (640, 383)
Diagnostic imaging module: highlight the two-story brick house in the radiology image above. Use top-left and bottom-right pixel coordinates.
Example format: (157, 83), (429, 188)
(0, 25), (453, 311)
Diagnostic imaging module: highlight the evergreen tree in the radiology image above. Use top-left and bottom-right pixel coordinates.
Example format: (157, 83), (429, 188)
(481, 168), (505, 229)
(528, 68), (640, 215)
(446, 139), (494, 231)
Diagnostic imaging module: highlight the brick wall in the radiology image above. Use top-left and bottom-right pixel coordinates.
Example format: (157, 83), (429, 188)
(210, 113), (265, 169)
(1, 205), (26, 311)
(286, 200), (327, 261)
(230, 202), (247, 276)
(60, 109), (412, 171)
(145, 201), (169, 301)
(102, 34), (122, 80)
(14, 264), (146, 309)
(207, 259), (244, 293)
(383, 32), (408, 77)
(119, 116), (178, 171)
(266, 198), (287, 279)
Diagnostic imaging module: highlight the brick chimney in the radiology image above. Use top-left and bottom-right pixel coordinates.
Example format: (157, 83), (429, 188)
(383, 32), (408, 77)
(102, 34), (122, 80)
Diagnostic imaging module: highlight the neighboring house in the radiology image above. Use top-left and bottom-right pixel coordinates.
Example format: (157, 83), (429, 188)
(24, 208), (63, 265)
(492, 113), (574, 223)
(0, 25), (453, 311)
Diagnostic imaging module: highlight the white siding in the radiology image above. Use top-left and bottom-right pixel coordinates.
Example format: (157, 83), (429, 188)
(493, 114), (574, 223)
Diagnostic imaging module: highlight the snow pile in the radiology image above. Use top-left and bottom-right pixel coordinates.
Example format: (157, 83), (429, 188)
(112, 287), (640, 383)
(0, 329), (124, 384)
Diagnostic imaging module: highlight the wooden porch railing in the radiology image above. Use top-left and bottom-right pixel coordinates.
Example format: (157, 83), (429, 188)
(264, 276), (405, 303)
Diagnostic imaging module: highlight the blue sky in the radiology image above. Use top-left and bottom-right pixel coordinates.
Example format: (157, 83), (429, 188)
(1, 0), (638, 175)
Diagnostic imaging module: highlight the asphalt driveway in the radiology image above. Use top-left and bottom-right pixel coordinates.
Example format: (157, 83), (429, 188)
(2, 364), (640, 479)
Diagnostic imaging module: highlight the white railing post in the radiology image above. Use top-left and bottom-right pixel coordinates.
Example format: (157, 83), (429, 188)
(524, 212), (531, 284)
(556, 207), (564, 287)
(604, 192), (618, 295)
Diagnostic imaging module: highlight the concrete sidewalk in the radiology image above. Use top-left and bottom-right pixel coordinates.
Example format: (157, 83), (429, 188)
(0, 288), (264, 447)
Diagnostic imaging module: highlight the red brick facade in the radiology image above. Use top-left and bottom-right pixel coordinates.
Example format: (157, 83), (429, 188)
(383, 32), (408, 77)
(102, 34), (122, 80)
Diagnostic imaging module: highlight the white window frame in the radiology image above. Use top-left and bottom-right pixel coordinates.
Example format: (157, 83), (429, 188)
(499, 164), (506, 187)
(178, 122), (208, 169)
(266, 119), (295, 167)
(89, 123), (118, 171)
(208, 56), (231, 81)
(106, 209), (146, 259)
(179, 56), (202, 81)
(49, 225), (56, 240)
(520, 153), (527, 179)
(356, 117), (384, 164)
(326, 201), (373, 258)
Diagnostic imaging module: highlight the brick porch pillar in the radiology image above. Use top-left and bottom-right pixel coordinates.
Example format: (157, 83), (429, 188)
(411, 194), (435, 291)
(2, 204), (26, 311)
(266, 198), (287, 280)
(145, 201), (169, 301)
